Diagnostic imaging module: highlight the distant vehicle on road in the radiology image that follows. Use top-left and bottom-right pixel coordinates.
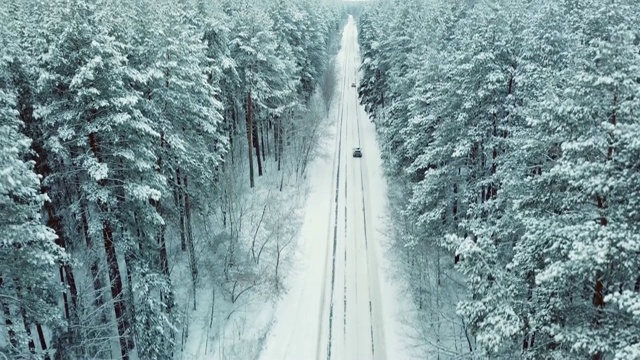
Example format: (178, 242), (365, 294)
(352, 147), (362, 157)
(351, 82), (356, 88)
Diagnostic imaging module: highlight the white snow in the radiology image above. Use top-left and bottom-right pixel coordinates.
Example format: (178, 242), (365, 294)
(259, 16), (417, 360)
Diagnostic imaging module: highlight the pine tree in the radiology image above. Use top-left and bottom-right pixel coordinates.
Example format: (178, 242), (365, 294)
(0, 0), (340, 358)
(33, 1), (166, 357)
(361, 0), (640, 358)
(521, 1), (640, 358)
(0, 34), (64, 359)
(357, 7), (388, 122)
(227, 0), (297, 185)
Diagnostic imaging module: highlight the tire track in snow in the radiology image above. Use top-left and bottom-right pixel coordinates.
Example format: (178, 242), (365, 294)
(358, 154), (375, 358)
(343, 82), (349, 343)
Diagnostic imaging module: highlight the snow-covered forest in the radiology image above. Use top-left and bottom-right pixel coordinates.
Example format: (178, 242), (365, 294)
(358, 0), (640, 359)
(4, 0), (640, 358)
(0, 0), (341, 358)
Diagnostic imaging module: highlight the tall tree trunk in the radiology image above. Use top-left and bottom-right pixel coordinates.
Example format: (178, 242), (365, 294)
(277, 116), (284, 172)
(453, 181), (460, 264)
(221, 161), (228, 229)
(265, 119), (271, 157)
(230, 104), (236, 165)
(44, 203), (80, 313)
(36, 323), (51, 360)
(253, 116), (263, 176)
(158, 220), (174, 321)
(592, 267), (604, 360)
(260, 119), (266, 160)
(177, 168), (187, 252)
(184, 175), (198, 310)
(273, 116), (279, 164)
(246, 90), (255, 187)
(489, 113), (498, 200)
(158, 213), (169, 277)
(123, 247), (137, 352)
(156, 195), (173, 314)
(58, 268), (69, 320)
(156, 133), (170, 289)
(81, 201), (105, 304)
(47, 203), (84, 356)
(480, 143), (487, 204)
(260, 118), (266, 163)
(102, 208), (130, 360)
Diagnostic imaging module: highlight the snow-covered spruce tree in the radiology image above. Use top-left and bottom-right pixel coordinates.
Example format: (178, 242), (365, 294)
(361, 0), (640, 358)
(404, 0), (492, 352)
(452, 1), (640, 358)
(33, 1), (171, 357)
(269, 0), (336, 179)
(123, 2), (228, 347)
(291, 0), (331, 105)
(226, 0), (298, 186)
(0, 39), (63, 359)
(1, 0), (340, 357)
(377, 0), (427, 179)
(433, 1), (532, 356)
(494, 1), (578, 357)
(514, 1), (640, 358)
(357, 7), (388, 123)
(3, 2), (95, 358)
(3, 1), (94, 357)
(379, 0), (557, 356)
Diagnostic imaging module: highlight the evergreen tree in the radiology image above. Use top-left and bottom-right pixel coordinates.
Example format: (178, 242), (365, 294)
(0, 32), (63, 358)
(34, 1), (164, 356)
(0, 0), (341, 358)
(360, 0), (640, 358)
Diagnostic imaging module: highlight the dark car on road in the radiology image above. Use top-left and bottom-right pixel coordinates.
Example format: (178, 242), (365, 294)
(353, 147), (362, 157)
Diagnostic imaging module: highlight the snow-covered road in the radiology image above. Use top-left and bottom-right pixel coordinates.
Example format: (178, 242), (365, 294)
(259, 16), (403, 360)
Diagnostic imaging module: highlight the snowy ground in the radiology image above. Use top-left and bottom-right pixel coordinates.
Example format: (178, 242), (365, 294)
(258, 16), (417, 360)
(174, 171), (308, 360)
